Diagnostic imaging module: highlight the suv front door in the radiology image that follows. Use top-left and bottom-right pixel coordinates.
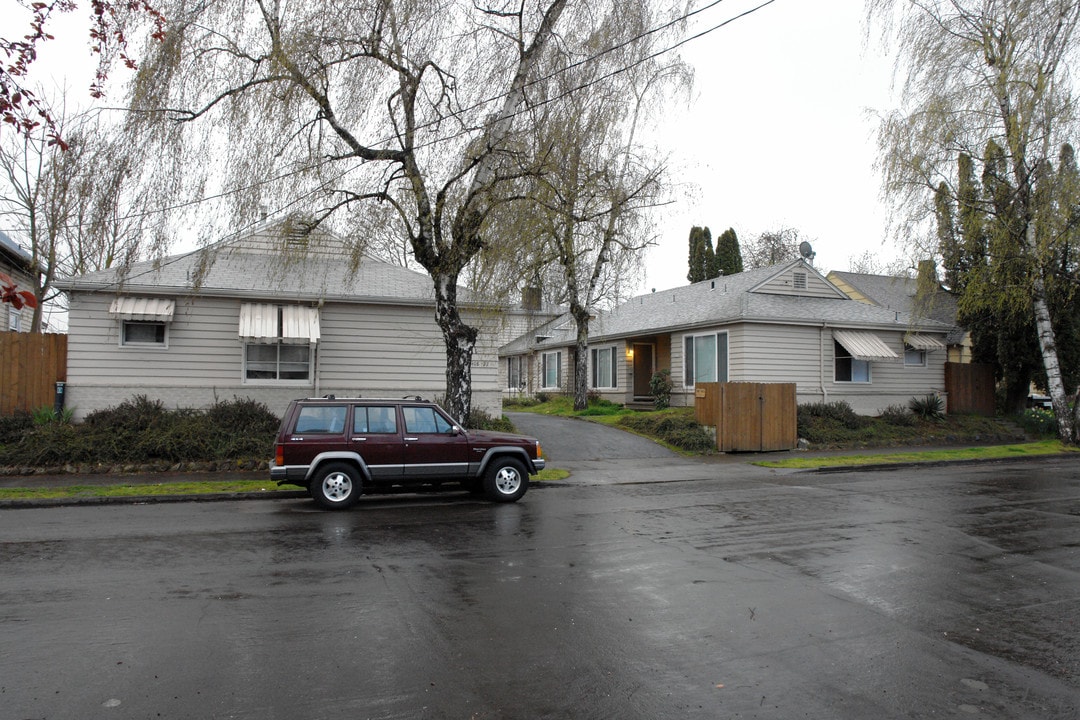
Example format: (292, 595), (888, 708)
(400, 405), (470, 480)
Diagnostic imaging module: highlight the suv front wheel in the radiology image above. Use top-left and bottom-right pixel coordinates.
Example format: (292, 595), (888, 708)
(311, 462), (361, 510)
(483, 457), (528, 503)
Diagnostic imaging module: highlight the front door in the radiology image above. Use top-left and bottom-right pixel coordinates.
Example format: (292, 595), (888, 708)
(633, 343), (654, 398)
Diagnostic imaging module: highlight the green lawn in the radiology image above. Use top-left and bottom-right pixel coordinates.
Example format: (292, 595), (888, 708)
(753, 440), (1076, 469)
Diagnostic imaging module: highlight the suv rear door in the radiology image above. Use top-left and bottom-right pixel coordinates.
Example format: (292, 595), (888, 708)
(349, 404), (404, 482)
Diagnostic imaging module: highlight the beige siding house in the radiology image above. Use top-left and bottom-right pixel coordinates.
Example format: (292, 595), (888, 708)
(500, 259), (959, 415)
(0, 230), (37, 333)
(55, 224), (510, 421)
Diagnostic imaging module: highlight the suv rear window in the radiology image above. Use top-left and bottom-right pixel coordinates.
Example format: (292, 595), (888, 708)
(294, 405), (347, 434)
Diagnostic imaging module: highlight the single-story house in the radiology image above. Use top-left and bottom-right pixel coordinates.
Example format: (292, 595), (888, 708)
(827, 267), (970, 363)
(499, 259), (960, 415)
(54, 221), (530, 421)
(0, 230), (38, 333)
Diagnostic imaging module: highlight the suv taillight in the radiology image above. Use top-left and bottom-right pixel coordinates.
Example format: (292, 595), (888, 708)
(275, 443), (284, 467)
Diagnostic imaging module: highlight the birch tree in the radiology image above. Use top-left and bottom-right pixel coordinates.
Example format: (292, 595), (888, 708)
(869, 0), (1080, 442)
(123, 0), (682, 421)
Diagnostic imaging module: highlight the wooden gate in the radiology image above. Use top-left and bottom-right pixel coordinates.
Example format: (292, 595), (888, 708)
(944, 362), (995, 416)
(695, 382), (797, 452)
(0, 332), (67, 415)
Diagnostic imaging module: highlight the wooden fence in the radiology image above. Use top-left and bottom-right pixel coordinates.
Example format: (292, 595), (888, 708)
(944, 362), (995, 416)
(695, 382), (798, 452)
(0, 332), (67, 415)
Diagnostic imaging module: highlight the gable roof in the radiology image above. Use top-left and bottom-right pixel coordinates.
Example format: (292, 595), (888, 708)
(54, 222), (477, 307)
(586, 259), (953, 341)
(828, 270), (963, 344)
(500, 259), (955, 356)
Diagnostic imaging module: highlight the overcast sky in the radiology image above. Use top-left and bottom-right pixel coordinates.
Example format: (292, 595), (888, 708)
(16, 0), (905, 295)
(639, 0), (902, 294)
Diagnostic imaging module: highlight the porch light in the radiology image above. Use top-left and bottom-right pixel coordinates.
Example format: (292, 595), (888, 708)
(626, 347), (634, 360)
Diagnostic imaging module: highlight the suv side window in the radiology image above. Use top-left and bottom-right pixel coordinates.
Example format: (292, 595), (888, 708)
(354, 406), (398, 434)
(402, 406), (453, 434)
(294, 405), (347, 434)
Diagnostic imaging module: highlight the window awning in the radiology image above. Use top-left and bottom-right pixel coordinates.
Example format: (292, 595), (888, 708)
(109, 297), (175, 321)
(833, 330), (898, 361)
(239, 303), (320, 344)
(904, 334), (946, 351)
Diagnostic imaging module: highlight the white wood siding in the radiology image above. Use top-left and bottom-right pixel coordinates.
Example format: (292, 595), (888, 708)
(65, 293), (502, 419)
(666, 321), (948, 413)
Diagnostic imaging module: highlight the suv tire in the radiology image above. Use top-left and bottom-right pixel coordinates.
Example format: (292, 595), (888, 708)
(484, 457), (528, 503)
(311, 462), (361, 510)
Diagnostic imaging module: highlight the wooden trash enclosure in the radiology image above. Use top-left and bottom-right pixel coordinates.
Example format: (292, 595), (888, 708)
(0, 332), (68, 415)
(944, 362), (995, 416)
(695, 382), (798, 452)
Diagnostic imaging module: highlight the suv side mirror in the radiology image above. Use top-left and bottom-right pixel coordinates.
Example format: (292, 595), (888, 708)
(450, 425), (463, 436)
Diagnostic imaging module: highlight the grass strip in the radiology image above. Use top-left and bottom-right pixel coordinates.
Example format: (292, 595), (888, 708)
(753, 440), (1076, 469)
(0, 480), (296, 501)
(0, 469), (571, 500)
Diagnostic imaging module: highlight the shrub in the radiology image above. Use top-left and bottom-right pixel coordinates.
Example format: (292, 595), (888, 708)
(649, 369), (674, 410)
(0, 411), (33, 444)
(535, 391), (551, 403)
(84, 395), (168, 431)
(909, 394), (945, 420)
(798, 401), (868, 429)
(880, 404), (916, 426)
(618, 411), (714, 452)
(467, 408), (515, 432)
(1017, 407), (1057, 436)
(205, 397), (280, 434)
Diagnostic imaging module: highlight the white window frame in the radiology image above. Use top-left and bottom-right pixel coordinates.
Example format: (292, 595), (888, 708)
(7, 308), (20, 332)
(541, 351), (562, 390)
(591, 346), (617, 389)
(904, 346), (927, 367)
(683, 332), (729, 388)
(834, 341), (871, 383)
(242, 342), (314, 384)
(120, 320), (169, 349)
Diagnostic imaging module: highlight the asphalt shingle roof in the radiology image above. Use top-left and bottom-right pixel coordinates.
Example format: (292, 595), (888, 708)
(54, 224), (474, 306)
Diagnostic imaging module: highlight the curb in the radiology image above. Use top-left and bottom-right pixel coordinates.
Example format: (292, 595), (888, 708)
(0, 490), (308, 510)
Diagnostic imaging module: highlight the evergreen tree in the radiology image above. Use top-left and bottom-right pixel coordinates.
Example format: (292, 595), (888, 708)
(687, 225), (714, 282)
(715, 227), (743, 276)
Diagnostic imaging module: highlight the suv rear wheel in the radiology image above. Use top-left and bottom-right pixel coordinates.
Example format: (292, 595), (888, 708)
(311, 462), (361, 510)
(484, 457), (528, 503)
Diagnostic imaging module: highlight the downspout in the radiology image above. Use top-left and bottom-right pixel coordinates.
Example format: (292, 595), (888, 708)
(820, 321), (828, 403)
(313, 341), (321, 397)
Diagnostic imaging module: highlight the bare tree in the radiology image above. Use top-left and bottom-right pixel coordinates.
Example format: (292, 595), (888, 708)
(742, 227), (803, 269)
(0, 106), (146, 331)
(869, 0), (1080, 443)
(125, 0), (691, 420)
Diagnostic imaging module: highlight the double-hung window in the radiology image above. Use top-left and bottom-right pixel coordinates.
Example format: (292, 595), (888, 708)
(904, 346), (927, 367)
(541, 351), (562, 390)
(683, 332), (728, 387)
(240, 304), (320, 383)
(591, 346), (617, 389)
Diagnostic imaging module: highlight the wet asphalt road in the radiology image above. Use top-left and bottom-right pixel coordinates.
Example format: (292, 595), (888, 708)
(2, 455), (1079, 719)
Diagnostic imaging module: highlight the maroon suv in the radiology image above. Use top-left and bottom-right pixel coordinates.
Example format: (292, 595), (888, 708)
(271, 396), (545, 509)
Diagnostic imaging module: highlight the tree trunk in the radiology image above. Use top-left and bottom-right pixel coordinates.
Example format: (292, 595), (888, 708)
(572, 308), (589, 411)
(1028, 224), (1075, 444)
(433, 272), (477, 424)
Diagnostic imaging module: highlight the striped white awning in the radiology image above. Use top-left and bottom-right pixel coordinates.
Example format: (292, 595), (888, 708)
(109, 297), (175, 321)
(239, 303), (320, 344)
(833, 330), (898, 361)
(904, 334), (946, 351)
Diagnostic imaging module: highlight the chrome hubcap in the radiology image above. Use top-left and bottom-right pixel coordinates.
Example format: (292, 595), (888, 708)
(322, 472), (353, 501)
(494, 467), (521, 495)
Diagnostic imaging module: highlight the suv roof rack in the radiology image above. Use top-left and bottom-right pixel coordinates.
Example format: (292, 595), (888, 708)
(298, 395), (431, 403)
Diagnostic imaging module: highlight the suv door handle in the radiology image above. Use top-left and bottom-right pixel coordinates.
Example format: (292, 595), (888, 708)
(351, 437), (367, 441)
(404, 437), (419, 441)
